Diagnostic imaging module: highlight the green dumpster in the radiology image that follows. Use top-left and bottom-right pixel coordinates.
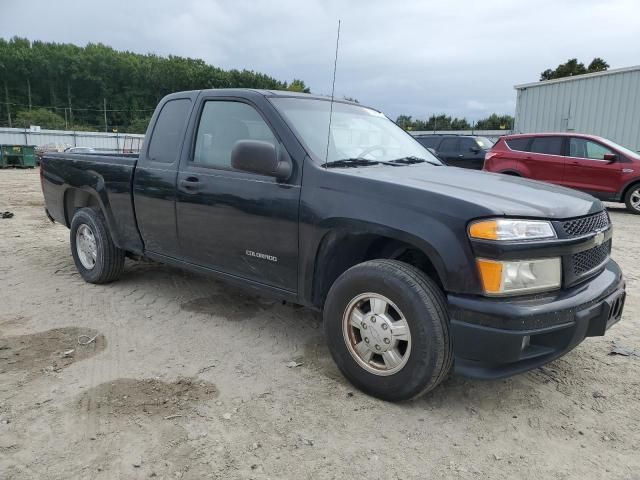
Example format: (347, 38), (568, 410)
(0, 145), (37, 168)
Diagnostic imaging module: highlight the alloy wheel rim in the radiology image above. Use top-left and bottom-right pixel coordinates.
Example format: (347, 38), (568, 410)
(630, 189), (640, 210)
(76, 224), (97, 270)
(342, 292), (412, 376)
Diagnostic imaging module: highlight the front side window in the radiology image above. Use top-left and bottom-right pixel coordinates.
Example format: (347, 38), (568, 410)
(439, 138), (459, 151)
(529, 137), (563, 155)
(460, 137), (479, 152)
(569, 138), (615, 160)
(269, 97), (440, 164)
(475, 137), (494, 149)
(193, 101), (276, 168)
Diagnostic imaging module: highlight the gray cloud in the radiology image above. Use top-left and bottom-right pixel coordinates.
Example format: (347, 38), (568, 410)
(2, 0), (639, 121)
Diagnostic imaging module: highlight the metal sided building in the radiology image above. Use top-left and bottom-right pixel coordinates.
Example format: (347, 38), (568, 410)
(514, 66), (640, 153)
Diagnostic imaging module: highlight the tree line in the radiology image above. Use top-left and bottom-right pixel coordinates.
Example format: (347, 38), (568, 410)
(0, 37), (309, 133)
(396, 113), (514, 131)
(540, 57), (609, 81)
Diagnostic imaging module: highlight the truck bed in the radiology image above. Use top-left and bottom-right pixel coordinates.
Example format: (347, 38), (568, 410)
(41, 152), (144, 254)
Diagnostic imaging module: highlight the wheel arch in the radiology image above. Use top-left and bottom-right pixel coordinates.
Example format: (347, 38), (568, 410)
(63, 187), (123, 248)
(499, 169), (522, 177)
(310, 223), (449, 308)
(620, 178), (640, 203)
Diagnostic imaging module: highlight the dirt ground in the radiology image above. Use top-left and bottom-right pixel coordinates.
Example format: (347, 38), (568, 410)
(0, 168), (638, 480)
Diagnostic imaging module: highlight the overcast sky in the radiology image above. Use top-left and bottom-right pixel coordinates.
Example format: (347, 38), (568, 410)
(2, 0), (639, 121)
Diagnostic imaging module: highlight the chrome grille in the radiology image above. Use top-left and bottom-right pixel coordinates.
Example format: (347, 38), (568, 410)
(561, 210), (609, 237)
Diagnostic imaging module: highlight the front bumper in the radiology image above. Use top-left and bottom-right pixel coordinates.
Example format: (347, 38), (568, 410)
(448, 259), (625, 379)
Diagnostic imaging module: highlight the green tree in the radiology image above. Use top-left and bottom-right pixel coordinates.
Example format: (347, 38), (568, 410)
(587, 57), (609, 73)
(286, 79), (310, 93)
(540, 57), (609, 81)
(127, 116), (152, 134)
(395, 115), (413, 129)
(14, 108), (66, 129)
(475, 114), (514, 130)
(396, 113), (511, 131)
(0, 36), (306, 131)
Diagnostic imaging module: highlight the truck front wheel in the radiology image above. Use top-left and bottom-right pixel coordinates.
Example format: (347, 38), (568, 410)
(324, 259), (452, 401)
(70, 208), (125, 284)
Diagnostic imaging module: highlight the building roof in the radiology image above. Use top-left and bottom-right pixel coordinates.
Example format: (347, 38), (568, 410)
(514, 65), (640, 90)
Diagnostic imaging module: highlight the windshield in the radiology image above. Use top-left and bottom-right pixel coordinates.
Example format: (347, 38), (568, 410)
(599, 137), (640, 160)
(270, 97), (442, 165)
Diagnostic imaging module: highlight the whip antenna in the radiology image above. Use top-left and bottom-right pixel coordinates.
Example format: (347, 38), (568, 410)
(324, 19), (341, 167)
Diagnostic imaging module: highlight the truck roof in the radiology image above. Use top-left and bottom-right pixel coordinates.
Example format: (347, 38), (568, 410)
(166, 88), (377, 112)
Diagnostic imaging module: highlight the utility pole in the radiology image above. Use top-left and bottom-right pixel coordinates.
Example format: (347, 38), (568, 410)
(64, 108), (68, 130)
(4, 82), (11, 128)
(103, 98), (108, 132)
(67, 82), (73, 127)
(27, 79), (32, 110)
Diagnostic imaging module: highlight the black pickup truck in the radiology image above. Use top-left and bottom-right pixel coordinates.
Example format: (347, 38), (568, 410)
(41, 89), (626, 401)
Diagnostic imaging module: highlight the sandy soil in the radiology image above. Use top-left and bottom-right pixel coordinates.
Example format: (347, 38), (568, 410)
(0, 168), (638, 480)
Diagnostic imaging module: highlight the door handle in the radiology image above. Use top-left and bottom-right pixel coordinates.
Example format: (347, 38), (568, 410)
(458, 154), (464, 158)
(179, 176), (201, 192)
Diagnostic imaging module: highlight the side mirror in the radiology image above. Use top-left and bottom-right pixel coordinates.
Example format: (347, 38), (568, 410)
(603, 153), (617, 162)
(231, 140), (292, 180)
(470, 146), (481, 154)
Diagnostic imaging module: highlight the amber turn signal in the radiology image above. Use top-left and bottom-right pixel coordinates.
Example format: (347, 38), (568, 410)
(476, 259), (503, 293)
(469, 220), (498, 240)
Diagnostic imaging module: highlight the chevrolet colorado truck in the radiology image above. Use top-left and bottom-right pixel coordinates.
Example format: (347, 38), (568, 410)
(40, 89), (626, 401)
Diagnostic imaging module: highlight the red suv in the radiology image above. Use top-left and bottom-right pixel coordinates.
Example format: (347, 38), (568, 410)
(484, 133), (640, 214)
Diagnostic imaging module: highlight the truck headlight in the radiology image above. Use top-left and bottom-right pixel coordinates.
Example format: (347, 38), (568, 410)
(469, 219), (556, 241)
(476, 257), (561, 296)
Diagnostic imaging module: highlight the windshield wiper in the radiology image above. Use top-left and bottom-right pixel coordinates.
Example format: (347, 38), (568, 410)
(324, 156), (440, 169)
(387, 156), (441, 166)
(324, 158), (385, 168)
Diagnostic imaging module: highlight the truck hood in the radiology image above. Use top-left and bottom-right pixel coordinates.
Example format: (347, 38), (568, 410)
(338, 164), (603, 219)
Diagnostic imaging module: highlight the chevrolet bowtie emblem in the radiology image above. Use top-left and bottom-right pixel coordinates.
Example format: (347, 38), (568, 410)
(594, 231), (605, 246)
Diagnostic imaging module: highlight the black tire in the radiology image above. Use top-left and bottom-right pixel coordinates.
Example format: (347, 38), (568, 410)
(70, 207), (125, 284)
(323, 259), (452, 401)
(623, 183), (640, 214)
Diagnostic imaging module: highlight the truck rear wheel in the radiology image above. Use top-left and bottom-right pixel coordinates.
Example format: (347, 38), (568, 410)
(323, 259), (452, 401)
(70, 208), (125, 284)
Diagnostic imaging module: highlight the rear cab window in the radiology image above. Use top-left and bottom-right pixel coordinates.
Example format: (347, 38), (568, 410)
(146, 98), (192, 163)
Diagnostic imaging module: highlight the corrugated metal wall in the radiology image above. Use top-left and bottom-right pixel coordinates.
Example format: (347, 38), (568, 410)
(0, 127), (144, 151)
(514, 67), (640, 152)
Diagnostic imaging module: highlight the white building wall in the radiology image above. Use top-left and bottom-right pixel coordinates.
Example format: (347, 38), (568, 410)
(514, 66), (640, 152)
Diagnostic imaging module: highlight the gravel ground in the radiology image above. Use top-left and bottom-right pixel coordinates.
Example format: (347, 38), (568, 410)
(0, 168), (639, 480)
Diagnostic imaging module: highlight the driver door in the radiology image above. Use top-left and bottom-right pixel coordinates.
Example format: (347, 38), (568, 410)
(175, 98), (301, 292)
(563, 137), (625, 197)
